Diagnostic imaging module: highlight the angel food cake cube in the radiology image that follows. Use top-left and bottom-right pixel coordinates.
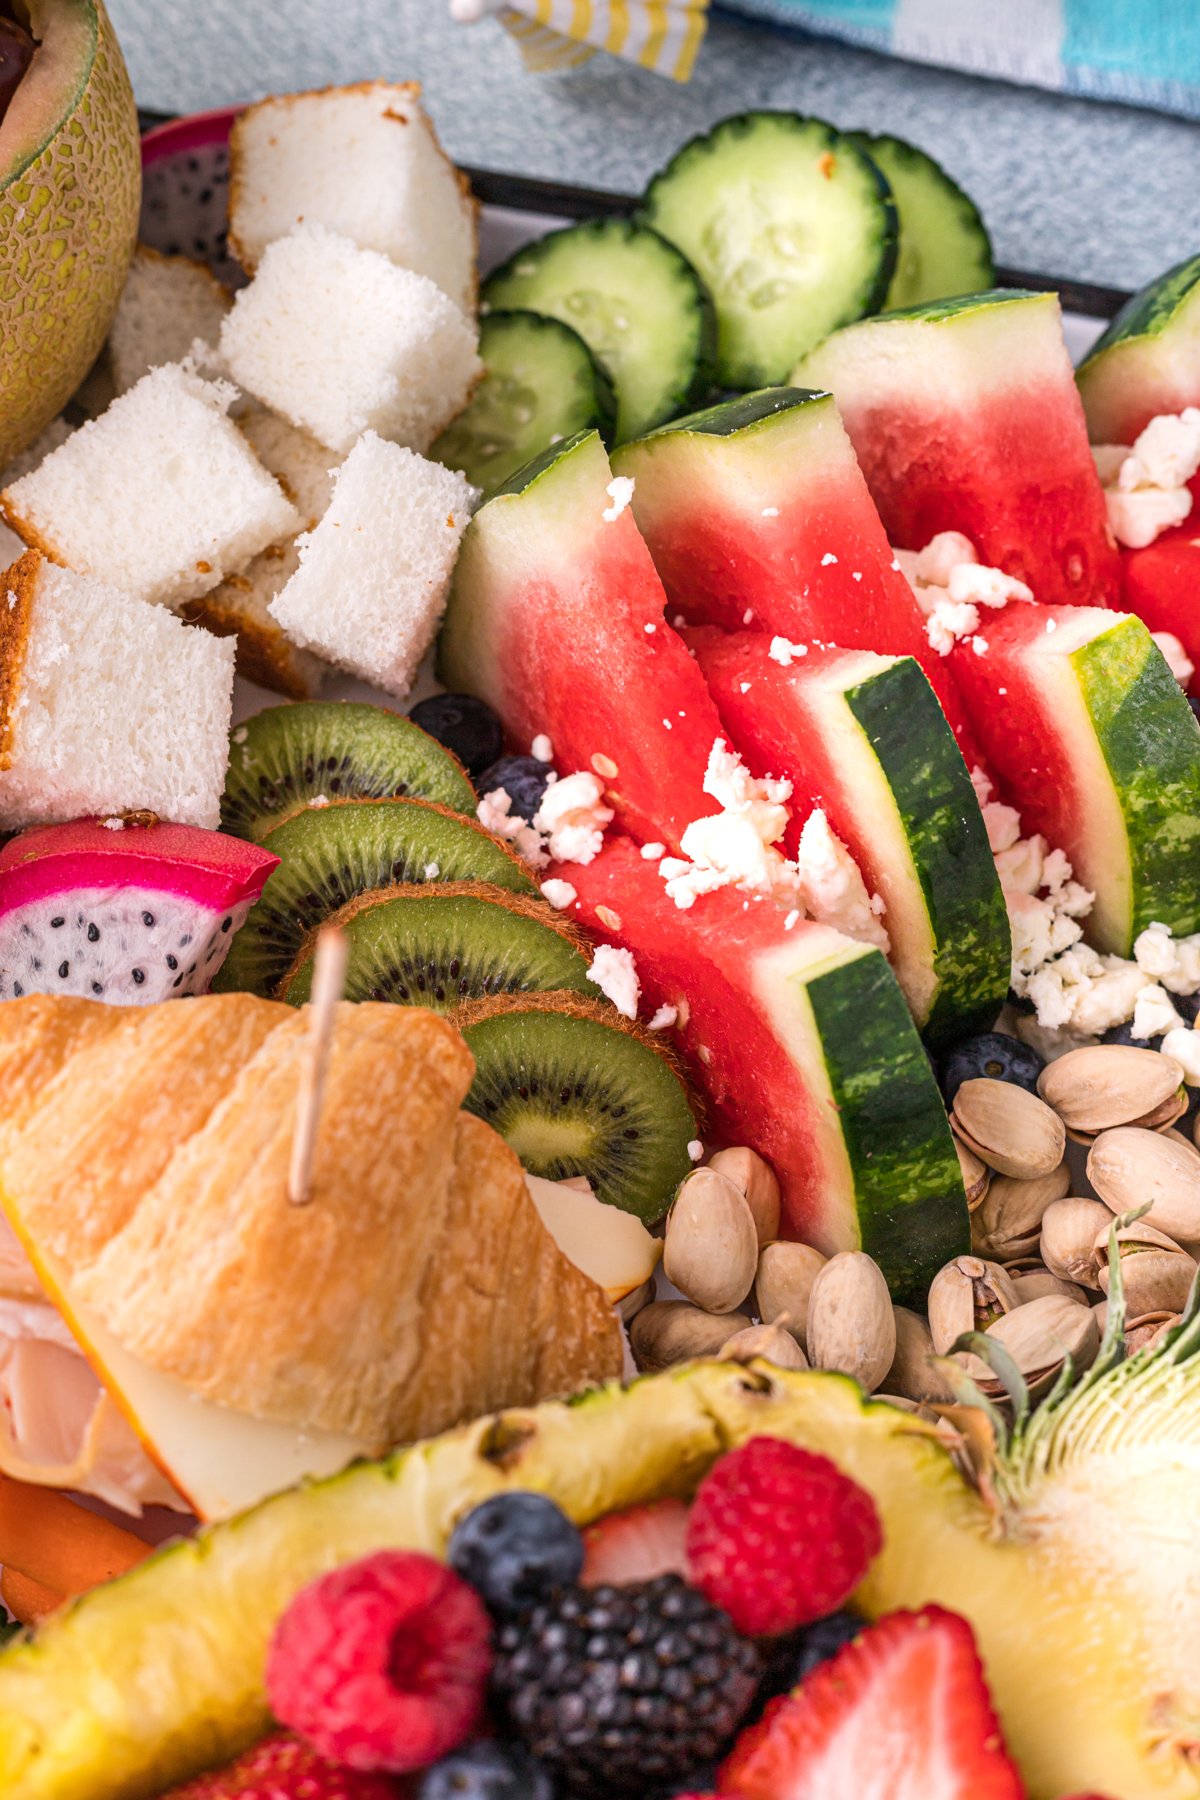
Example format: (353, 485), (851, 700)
(0, 364), (300, 610)
(0, 553), (235, 831)
(228, 83), (477, 314)
(108, 246), (233, 395)
(269, 431), (474, 696)
(218, 225), (482, 456)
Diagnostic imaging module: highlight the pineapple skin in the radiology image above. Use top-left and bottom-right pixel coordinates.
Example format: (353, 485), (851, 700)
(0, 1363), (1190, 1800)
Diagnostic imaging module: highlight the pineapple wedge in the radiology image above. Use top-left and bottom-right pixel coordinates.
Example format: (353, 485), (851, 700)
(3, 1348), (1200, 1800)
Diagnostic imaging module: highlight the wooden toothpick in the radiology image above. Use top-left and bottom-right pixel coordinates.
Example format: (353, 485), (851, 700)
(288, 926), (349, 1206)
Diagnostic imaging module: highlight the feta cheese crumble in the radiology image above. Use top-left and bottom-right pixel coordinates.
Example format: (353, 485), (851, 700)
(533, 771), (614, 866)
(587, 944), (640, 1019)
(601, 476), (635, 523)
(793, 810), (889, 951)
(1094, 408), (1200, 548)
(687, 1139), (704, 1162)
(540, 878), (577, 910)
(648, 1003), (678, 1031)
(477, 786), (550, 869)
(531, 733), (554, 763)
(769, 637), (808, 666)
(898, 532), (1034, 655)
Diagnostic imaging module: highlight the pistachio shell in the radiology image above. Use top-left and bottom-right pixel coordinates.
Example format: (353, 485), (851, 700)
(1039, 1197), (1111, 1288)
(885, 1305), (957, 1404)
(927, 1256), (1020, 1353)
(663, 1168), (758, 1314)
(617, 1278), (655, 1324)
(807, 1252), (896, 1393)
(1092, 1220), (1197, 1316)
(707, 1146), (782, 1247)
(970, 1162), (1071, 1262)
(1087, 1126), (1200, 1246)
(1125, 1310), (1182, 1355)
(981, 1294), (1100, 1397)
(629, 1301), (751, 1372)
(718, 1319), (809, 1370)
(754, 1241), (825, 1349)
(873, 1394), (940, 1423)
(951, 1079), (1065, 1179)
(1037, 1045), (1184, 1134)
(1011, 1268), (1088, 1305)
(955, 1137), (991, 1210)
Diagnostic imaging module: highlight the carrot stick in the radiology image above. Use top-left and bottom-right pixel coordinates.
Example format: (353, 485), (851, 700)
(1, 1565), (62, 1625)
(0, 1475), (150, 1596)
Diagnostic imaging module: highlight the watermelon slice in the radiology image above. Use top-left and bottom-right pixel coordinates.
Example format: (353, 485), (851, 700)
(952, 604), (1200, 955)
(1121, 527), (1200, 698)
(689, 629), (1009, 1046)
(558, 835), (967, 1301)
(610, 388), (980, 760)
(437, 431), (724, 852)
(793, 291), (1121, 608)
(1076, 252), (1200, 444)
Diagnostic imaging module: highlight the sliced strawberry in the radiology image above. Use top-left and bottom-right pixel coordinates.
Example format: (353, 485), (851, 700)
(719, 1606), (1024, 1800)
(580, 1498), (690, 1588)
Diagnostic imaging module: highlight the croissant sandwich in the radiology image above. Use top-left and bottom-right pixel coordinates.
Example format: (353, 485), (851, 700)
(0, 993), (622, 1521)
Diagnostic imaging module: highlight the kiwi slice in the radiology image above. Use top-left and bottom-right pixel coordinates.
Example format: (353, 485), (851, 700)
(221, 701), (477, 842)
(280, 882), (594, 1011)
(215, 799), (537, 997)
(456, 992), (697, 1223)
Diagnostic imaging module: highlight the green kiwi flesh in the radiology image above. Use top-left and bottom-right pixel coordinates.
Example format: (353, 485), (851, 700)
(280, 883), (594, 1011)
(221, 702), (477, 842)
(457, 993), (697, 1224)
(214, 800), (537, 998)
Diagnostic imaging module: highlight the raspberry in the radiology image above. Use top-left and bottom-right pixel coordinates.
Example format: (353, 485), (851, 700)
(162, 1732), (402, 1798)
(266, 1552), (492, 1774)
(685, 1437), (882, 1637)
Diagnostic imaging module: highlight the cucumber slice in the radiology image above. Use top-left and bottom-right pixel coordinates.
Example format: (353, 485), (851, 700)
(848, 132), (994, 310)
(431, 310), (616, 494)
(481, 219), (714, 443)
(642, 111), (897, 388)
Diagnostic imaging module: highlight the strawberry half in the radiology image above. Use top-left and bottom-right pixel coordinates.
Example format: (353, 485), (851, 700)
(719, 1605), (1025, 1800)
(580, 1498), (691, 1588)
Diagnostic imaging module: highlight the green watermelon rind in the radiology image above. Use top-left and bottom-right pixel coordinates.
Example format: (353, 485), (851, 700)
(843, 656), (1010, 1047)
(634, 385), (831, 443)
(1077, 252), (1200, 373)
(1075, 618), (1200, 943)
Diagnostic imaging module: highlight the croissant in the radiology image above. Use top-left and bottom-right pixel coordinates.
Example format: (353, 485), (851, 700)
(0, 994), (622, 1507)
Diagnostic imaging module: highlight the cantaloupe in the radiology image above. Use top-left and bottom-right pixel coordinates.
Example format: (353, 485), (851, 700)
(0, 0), (140, 467)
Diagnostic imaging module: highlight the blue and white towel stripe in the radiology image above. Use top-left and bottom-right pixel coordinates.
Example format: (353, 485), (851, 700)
(718, 0), (1200, 118)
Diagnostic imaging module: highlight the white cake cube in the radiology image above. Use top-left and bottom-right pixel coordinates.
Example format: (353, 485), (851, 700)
(0, 552), (235, 831)
(269, 432), (474, 696)
(219, 225), (482, 456)
(108, 246), (233, 395)
(0, 364), (300, 610)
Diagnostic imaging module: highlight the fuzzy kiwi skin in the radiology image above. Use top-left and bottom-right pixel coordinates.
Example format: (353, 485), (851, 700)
(279, 881), (594, 1010)
(456, 991), (700, 1223)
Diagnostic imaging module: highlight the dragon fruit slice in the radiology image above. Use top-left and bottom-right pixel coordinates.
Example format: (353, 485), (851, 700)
(0, 815), (278, 1004)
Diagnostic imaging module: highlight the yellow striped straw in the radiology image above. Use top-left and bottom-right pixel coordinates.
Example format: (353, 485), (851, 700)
(490, 0), (709, 80)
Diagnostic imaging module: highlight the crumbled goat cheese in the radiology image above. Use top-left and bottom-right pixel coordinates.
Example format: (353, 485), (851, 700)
(640, 842), (666, 860)
(477, 787), (550, 869)
(820, 553), (838, 566)
(1131, 983), (1186, 1040)
(1162, 1027), (1200, 1084)
(915, 531), (977, 586)
(533, 771), (614, 866)
(1134, 920), (1200, 992)
(899, 533), (1032, 653)
(1094, 408), (1200, 548)
(947, 563), (1033, 607)
(687, 1139), (704, 1162)
(793, 810), (889, 951)
(101, 816), (125, 831)
(531, 733), (554, 763)
(925, 598), (981, 655)
(423, 863), (440, 880)
(648, 1003), (678, 1031)
(601, 476), (635, 523)
(769, 637), (808, 666)
(540, 878), (577, 910)
(587, 945), (640, 1020)
(662, 740), (800, 910)
(1152, 630), (1195, 687)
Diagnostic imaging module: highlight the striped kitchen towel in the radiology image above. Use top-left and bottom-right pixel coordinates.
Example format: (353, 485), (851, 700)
(449, 0), (709, 81)
(717, 0), (1200, 119)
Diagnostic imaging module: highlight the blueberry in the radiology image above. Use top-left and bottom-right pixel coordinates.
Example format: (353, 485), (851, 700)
(939, 1031), (1044, 1105)
(1190, 695), (1200, 725)
(791, 1609), (863, 1680)
(1100, 1022), (1140, 1047)
(418, 1741), (556, 1799)
(448, 1491), (583, 1617)
(1175, 991), (1200, 1025)
(475, 755), (553, 822)
(409, 693), (504, 778)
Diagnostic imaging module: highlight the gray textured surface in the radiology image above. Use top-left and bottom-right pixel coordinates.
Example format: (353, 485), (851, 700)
(110, 0), (1200, 291)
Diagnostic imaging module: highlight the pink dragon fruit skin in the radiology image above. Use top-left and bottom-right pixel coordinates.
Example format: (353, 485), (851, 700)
(0, 816), (279, 1005)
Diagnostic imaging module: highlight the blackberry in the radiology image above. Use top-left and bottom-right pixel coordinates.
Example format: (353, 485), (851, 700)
(492, 1574), (761, 1797)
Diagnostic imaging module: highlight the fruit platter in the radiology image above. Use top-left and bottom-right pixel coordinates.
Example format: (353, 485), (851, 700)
(9, 5), (1200, 1797)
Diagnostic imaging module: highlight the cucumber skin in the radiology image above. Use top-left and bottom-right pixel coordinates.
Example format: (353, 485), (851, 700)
(848, 131), (994, 311)
(844, 657), (1010, 1049)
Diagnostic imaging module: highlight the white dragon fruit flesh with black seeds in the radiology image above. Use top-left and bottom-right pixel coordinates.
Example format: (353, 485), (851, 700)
(0, 816), (278, 1006)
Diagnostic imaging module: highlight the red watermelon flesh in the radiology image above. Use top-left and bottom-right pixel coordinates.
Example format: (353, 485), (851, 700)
(609, 389), (981, 762)
(1118, 473), (1200, 694)
(794, 292), (1121, 609)
(437, 431), (724, 852)
(557, 834), (967, 1297)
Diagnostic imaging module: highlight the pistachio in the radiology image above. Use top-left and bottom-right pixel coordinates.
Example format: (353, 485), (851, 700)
(980, 1295), (1100, 1398)
(1125, 1310), (1182, 1355)
(1037, 1045), (1185, 1137)
(806, 1252), (896, 1393)
(885, 1305), (957, 1404)
(1087, 1126), (1200, 1247)
(707, 1146), (782, 1248)
(928, 1256), (1020, 1354)
(970, 1162), (1071, 1262)
(1010, 1267), (1088, 1306)
(1092, 1219), (1197, 1317)
(1039, 1197), (1112, 1288)
(663, 1168), (758, 1314)
(955, 1137), (991, 1210)
(873, 1394), (940, 1423)
(718, 1317), (808, 1370)
(754, 1242), (825, 1349)
(951, 1078), (1065, 1179)
(617, 1278), (655, 1324)
(629, 1301), (751, 1372)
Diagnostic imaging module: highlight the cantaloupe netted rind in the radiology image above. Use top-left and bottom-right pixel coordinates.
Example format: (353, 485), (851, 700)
(0, 2), (140, 468)
(5, 1342), (1200, 1800)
